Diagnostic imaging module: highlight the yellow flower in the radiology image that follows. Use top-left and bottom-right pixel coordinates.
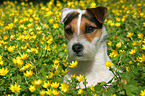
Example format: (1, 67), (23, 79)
(143, 39), (145, 44)
(0, 55), (2, 61)
(46, 89), (52, 95)
(52, 64), (59, 69)
(116, 17), (121, 21)
(142, 45), (145, 50)
(10, 34), (15, 39)
(59, 83), (69, 92)
(20, 53), (29, 60)
(8, 46), (15, 52)
(139, 54), (145, 62)
(138, 33), (143, 39)
(63, 43), (67, 48)
(105, 61), (114, 67)
(119, 50), (125, 54)
(21, 2), (25, 5)
(137, 40), (142, 45)
(89, 85), (95, 91)
(29, 85), (36, 92)
(53, 24), (59, 29)
(54, 69), (59, 76)
(24, 70), (33, 78)
(108, 40), (112, 46)
(0, 60), (4, 66)
(33, 79), (42, 87)
(116, 42), (122, 48)
(53, 45), (57, 50)
(52, 89), (59, 96)
(129, 49), (136, 55)
(122, 18), (125, 22)
(49, 19), (54, 23)
(10, 83), (21, 94)
(127, 32), (134, 37)
(41, 6), (46, 10)
(40, 90), (46, 95)
(31, 48), (38, 54)
(137, 63), (140, 66)
(35, 26), (41, 31)
(143, 22), (145, 27)
(71, 74), (75, 79)
(21, 46), (27, 50)
(76, 74), (85, 82)
(115, 22), (121, 27)
(53, 60), (59, 64)
(3, 35), (8, 40)
(107, 20), (113, 25)
(94, 93), (98, 96)
(69, 61), (78, 68)
(77, 89), (83, 94)
(126, 66), (130, 72)
(46, 72), (54, 79)
(63, 61), (68, 67)
(129, 61), (132, 64)
(37, 31), (42, 34)
(0, 68), (9, 76)
(62, 69), (69, 75)
(140, 89), (145, 96)
(90, 2), (96, 8)
(43, 81), (51, 88)
(132, 41), (137, 46)
(14, 18), (18, 23)
(12, 56), (23, 68)
(112, 94), (117, 96)
(113, 36), (117, 40)
(51, 82), (59, 89)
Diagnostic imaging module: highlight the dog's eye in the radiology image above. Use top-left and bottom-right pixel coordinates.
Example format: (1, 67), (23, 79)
(85, 26), (97, 33)
(65, 28), (73, 35)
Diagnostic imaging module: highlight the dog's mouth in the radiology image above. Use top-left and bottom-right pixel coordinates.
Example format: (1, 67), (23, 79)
(76, 54), (83, 57)
(72, 51), (83, 57)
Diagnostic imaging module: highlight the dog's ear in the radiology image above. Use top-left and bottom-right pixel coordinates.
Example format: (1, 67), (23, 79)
(86, 7), (107, 23)
(60, 8), (77, 23)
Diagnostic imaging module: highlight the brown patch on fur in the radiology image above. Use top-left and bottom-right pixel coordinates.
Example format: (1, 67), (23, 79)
(86, 7), (108, 23)
(64, 12), (79, 25)
(64, 17), (78, 41)
(64, 10), (104, 42)
(80, 17), (103, 42)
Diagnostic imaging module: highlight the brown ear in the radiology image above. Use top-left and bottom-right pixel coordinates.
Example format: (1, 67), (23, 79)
(86, 7), (108, 23)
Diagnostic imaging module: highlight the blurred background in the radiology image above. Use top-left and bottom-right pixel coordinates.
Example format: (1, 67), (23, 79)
(0, 0), (64, 4)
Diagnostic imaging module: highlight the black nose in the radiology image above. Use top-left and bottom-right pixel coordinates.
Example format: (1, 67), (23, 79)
(72, 43), (84, 53)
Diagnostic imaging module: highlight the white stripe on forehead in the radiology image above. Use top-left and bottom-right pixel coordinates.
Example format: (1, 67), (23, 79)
(77, 9), (86, 35)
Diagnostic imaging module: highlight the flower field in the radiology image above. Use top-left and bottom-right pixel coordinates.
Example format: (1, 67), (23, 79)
(0, 0), (145, 95)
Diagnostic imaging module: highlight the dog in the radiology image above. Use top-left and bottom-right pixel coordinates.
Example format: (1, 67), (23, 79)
(60, 7), (114, 88)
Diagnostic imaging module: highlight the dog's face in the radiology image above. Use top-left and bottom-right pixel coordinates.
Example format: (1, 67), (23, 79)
(61, 7), (108, 61)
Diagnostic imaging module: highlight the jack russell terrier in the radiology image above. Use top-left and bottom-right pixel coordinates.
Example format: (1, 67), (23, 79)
(61, 7), (114, 87)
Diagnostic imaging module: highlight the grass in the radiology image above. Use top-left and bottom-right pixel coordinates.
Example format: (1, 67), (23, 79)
(0, 0), (145, 96)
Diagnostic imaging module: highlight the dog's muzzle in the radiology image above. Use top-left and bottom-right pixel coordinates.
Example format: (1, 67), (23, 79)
(72, 43), (84, 56)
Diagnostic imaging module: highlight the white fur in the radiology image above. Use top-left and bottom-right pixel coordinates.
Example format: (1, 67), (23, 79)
(77, 10), (85, 35)
(60, 8), (85, 24)
(66, 26), (114, 88)
(61, 8), (114, 88)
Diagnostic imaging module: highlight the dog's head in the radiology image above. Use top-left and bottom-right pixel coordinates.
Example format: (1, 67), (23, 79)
(61, 7), (108, 61)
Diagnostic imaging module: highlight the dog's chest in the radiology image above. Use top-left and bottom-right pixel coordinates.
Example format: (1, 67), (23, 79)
(66, 46), (114, 87)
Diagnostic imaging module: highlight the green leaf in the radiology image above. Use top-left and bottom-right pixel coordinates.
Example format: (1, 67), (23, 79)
(58, 52), (66, 58)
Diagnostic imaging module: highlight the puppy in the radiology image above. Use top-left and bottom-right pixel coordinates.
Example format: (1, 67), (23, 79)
(61, 7), (114, 88)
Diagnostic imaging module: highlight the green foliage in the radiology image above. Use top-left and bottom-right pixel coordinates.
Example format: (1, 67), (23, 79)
(0, 0), (145, 96)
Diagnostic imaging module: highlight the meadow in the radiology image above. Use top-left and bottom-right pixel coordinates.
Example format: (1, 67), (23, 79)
(0, 0), (145, 96)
